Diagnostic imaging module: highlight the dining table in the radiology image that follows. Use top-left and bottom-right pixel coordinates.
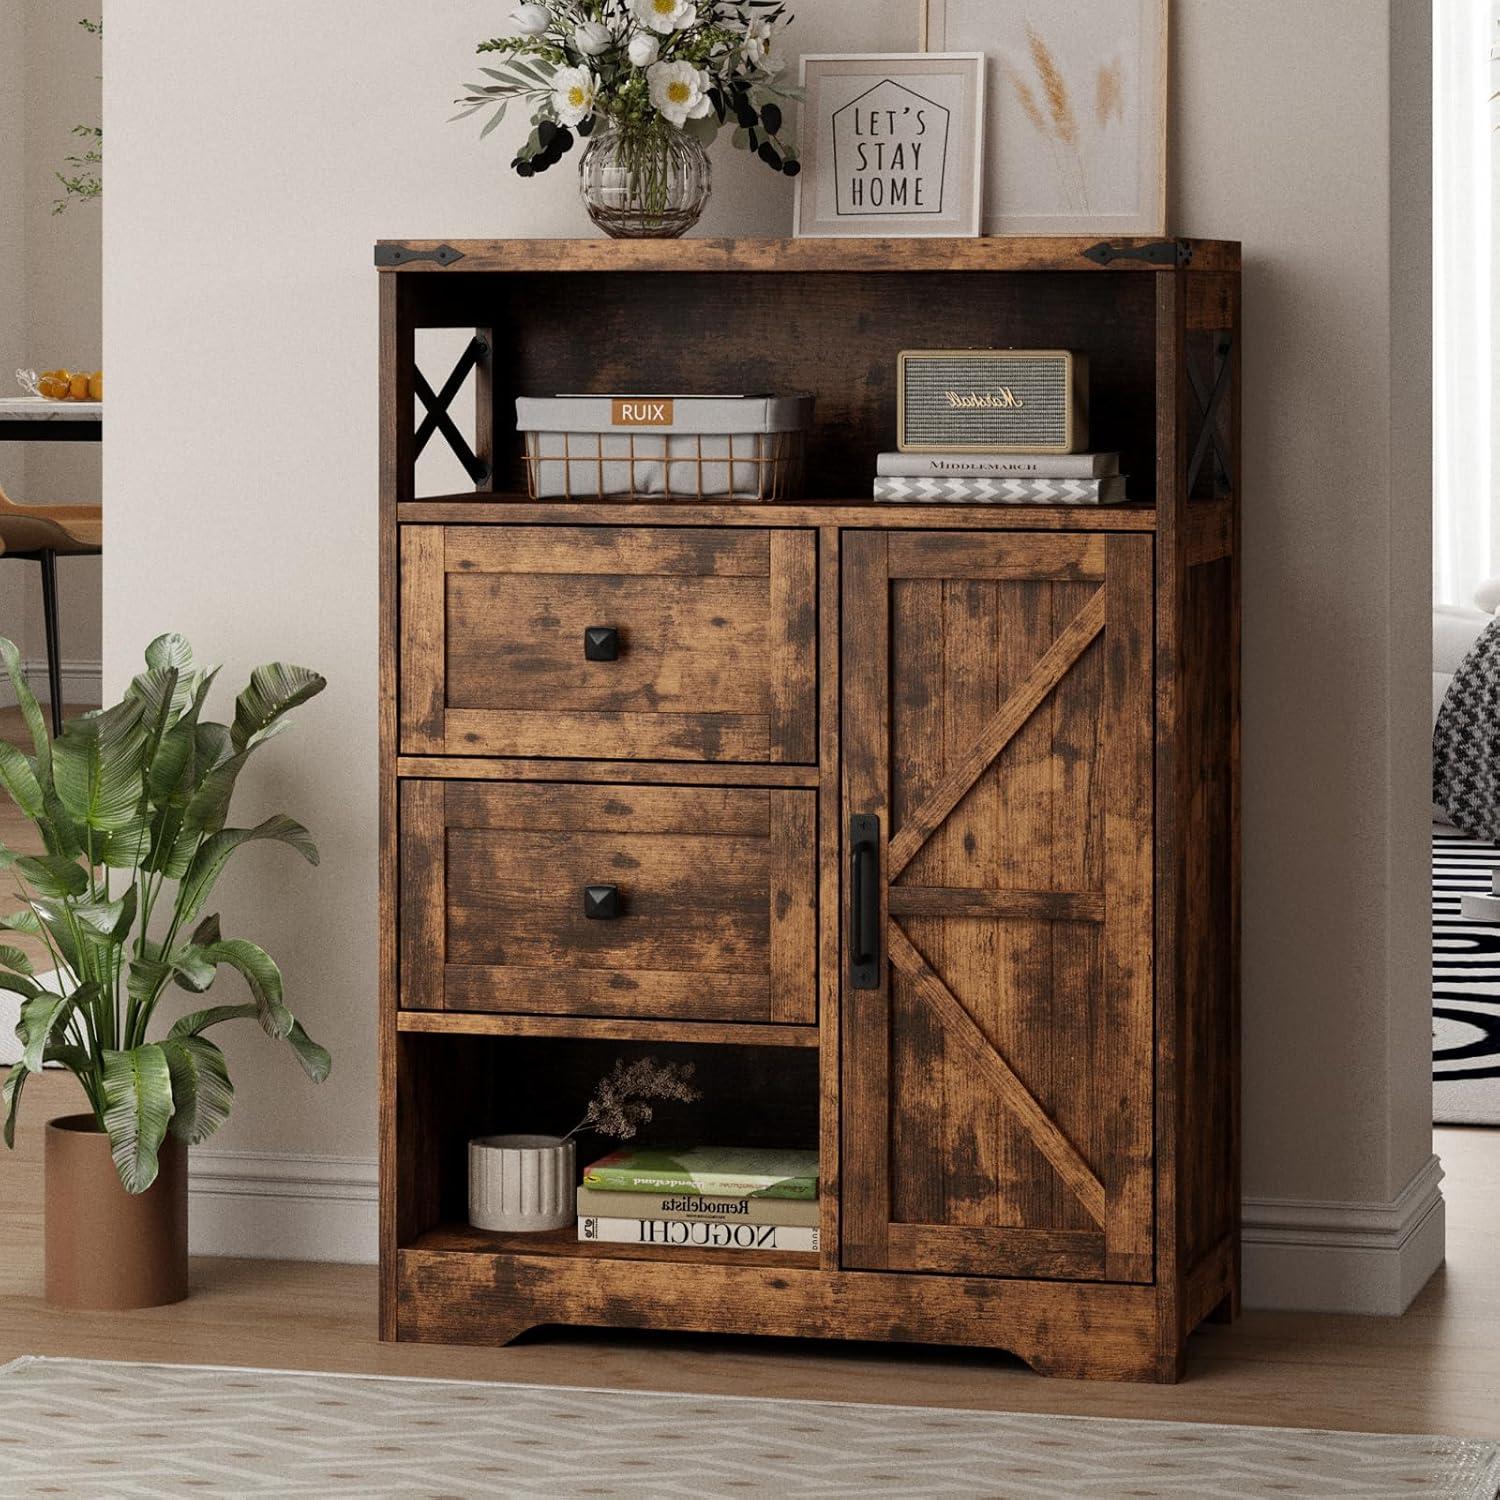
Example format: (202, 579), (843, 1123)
(0, 395), (103, 443)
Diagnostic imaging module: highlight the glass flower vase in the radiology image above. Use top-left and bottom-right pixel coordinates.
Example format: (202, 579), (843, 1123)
(578, 119), (711, 239)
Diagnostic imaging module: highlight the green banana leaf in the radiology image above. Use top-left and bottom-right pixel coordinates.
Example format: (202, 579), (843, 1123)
(101, 1044), (174, 1193)
(53, 696), (148, 832)
(162, 1035), (233, 1144)
(0, 633), (330, 1193)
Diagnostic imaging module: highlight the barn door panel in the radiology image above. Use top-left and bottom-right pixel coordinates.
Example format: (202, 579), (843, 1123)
(841, 530), (1153, 1283)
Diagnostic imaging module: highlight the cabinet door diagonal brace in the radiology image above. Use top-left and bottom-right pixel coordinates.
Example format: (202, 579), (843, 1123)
(885, 586), (1107, 880)
(885, 922), (1108, 1228)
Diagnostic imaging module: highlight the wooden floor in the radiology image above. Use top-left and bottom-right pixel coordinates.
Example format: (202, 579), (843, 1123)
(1, 708), (1497, 1439)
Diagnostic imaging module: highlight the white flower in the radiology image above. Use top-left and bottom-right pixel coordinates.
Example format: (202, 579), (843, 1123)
(631, 0), (695, 36)
(510, 3), (551, 36)
(742, 17), (783, 74)
(626, 31), (660, 67)
(552, 65), (598, 125)
(647, 59), (712, 126)
(573, 20), (612, 56)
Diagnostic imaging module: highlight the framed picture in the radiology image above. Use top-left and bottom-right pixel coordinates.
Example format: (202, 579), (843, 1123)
(792, 53), (985, 239)
(922, 0), (1168, 236)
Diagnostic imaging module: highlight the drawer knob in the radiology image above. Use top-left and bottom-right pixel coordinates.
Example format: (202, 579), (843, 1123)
(584, 626), (620, 661)
(583, 884), (620, 920)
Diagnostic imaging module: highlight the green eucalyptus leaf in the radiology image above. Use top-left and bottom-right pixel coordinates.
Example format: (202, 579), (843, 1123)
(230, 662), (326, 753)
(101, 1044), (174, 1193)
(162, 1035), (233, 1144)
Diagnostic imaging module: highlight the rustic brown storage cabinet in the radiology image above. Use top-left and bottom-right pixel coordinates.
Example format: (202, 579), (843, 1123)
(378, 236), (1240, 1382)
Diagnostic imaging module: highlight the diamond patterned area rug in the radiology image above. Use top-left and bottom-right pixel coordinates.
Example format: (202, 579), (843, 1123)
(0, 1358), (1495, 1499)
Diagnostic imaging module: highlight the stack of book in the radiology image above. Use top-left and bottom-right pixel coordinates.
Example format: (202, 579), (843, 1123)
(577, 1146), (819, 1253)
(872, 450), (1127, 506)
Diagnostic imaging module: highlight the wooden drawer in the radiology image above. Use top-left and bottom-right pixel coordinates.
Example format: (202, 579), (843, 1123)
(399, 781), (817, 1023)
(400, 526), (817, 762)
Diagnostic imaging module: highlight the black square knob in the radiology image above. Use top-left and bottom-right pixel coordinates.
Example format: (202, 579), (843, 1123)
(583, 884), (620, 920)
(584, 626), (619, 661)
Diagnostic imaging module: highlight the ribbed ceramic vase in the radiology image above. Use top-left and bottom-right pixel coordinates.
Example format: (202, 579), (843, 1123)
(45, 1114), (189, 1310)
(468, 1134), (575, 1232)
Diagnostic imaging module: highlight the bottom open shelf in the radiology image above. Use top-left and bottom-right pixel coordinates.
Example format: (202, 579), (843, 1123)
(409, 1220), (818, 1271)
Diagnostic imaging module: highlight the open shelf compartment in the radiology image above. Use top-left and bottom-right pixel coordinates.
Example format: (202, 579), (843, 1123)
(393, 1032), (823, 1269)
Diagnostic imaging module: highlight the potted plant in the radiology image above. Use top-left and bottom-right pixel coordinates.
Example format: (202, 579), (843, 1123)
(0, 634), (330, 1309)
(454, 0), (801, 238)
(470, 1056), (699, 1231)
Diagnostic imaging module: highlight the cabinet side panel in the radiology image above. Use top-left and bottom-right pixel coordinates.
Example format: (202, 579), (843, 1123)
(1179, 556), (1236, 1270)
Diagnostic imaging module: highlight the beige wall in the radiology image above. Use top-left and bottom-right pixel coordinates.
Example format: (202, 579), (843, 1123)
(104, 2), (1435, 1294)
(1174, 2), (1433, 1211)
(0, 3), (103, 693)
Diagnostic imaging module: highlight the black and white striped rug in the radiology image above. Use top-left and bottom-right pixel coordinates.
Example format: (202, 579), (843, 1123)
(1434, 827), (1500, 1125)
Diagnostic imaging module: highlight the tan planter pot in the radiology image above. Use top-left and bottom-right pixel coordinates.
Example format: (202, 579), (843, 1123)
(44, 1114), (189, 1310)
(469, 1134), (575, 1232)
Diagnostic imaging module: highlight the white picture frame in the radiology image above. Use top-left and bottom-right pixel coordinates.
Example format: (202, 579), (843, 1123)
(922, 0), (1168, 236)
(792, 53), (985, 239)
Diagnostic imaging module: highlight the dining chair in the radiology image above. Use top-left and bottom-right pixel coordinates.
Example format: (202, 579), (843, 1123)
(0, 483), (103, 737)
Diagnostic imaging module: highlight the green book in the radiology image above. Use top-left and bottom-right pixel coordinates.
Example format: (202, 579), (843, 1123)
(581, 1147), (819, 1201)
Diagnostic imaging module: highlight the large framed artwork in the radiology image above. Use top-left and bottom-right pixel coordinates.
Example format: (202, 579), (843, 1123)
(792, 53), (986, 239)
(922, 0), (1168, 235)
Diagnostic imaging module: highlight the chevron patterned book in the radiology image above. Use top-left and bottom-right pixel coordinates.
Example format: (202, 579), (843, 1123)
(581, 1147), (819, 1200)
(872, 475), (1129, 504)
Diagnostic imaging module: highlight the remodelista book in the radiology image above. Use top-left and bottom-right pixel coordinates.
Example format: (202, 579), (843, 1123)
(581, 1147), (819, 1200)
(575, 1186), (819, 1227)
(876, 451), (1120, 479)
(578, 1216), (821, 1253)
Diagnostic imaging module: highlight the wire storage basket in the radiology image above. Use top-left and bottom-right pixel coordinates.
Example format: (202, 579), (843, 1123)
(517, 395), (811, 502)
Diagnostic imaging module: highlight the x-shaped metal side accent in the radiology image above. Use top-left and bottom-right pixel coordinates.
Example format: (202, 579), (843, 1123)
(414, 336), (491, 486)
(1186, 334), (1233, 497)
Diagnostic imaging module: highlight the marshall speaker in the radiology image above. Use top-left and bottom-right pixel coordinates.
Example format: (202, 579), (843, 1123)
(897, 349), (1089, 454)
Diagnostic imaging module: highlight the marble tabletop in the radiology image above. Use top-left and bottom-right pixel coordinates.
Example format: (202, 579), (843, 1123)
(0, 396), (104, 420)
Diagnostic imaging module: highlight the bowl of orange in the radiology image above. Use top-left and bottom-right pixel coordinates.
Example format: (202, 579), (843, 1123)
(17, 367), (102, 401)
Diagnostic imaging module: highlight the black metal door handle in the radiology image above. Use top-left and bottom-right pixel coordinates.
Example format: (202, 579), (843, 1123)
(584, 626), (619, 661)
(849, 814), (880, 989)
(583, 884), (620, 920)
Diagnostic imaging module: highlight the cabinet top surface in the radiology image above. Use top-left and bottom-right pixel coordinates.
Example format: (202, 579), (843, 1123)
(374, 236), (1240, 276)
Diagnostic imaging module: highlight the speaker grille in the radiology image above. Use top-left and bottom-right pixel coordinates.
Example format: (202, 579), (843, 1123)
(900, 352), (1079, 452)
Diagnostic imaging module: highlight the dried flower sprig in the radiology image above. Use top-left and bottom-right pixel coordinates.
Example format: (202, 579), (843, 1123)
(562, 1056), (702, 1142)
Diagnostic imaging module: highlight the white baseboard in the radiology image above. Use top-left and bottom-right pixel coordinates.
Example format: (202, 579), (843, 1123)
(0, 658), (102, 709)
(188, 1149), (378, 1264)
(190, 1150), (1448, 1316)
(1242, 1153), (1446, 1315)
